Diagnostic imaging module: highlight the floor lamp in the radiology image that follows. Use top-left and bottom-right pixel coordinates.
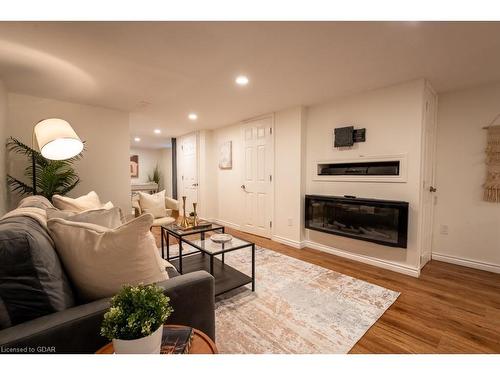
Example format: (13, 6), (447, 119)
(32, 118), (84, 195)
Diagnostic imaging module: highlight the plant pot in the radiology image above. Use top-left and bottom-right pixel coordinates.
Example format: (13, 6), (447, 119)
(112, 325), (163, 354)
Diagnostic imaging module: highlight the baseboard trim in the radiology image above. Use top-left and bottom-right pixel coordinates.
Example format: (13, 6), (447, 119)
(271, 235), (305, 249)
(303, 240), (421, 278)
(432, 252), (500, 274)
(212, 218), (242, 231)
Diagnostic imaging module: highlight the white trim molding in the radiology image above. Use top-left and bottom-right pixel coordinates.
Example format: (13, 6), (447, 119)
(271, 235), (306, 249)
(303, 240), (421, 277)
(213, 218), (242, 231)
(432, 252), (500, 274)
(312, 153), (408, 183)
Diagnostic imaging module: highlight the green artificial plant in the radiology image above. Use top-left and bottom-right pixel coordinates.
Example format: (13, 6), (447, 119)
(148, 164), (161, 186)
(101, 284), (173, 340)
(6, 136), (85, 199)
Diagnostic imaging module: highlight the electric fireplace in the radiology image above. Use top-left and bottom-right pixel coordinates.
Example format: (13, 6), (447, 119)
(305, 195), (409, 248)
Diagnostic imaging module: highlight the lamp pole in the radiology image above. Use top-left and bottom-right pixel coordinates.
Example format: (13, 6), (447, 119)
(32, 151), (37, 195)
(31, 127), (38, 196)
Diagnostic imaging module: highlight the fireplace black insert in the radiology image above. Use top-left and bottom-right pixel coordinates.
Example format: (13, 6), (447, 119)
(305, 195), (408, 248)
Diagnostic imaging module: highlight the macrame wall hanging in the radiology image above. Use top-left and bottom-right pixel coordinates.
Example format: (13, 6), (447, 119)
(483, 114), (500, 203)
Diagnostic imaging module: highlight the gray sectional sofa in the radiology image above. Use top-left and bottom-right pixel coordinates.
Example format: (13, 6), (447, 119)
(0, 197), (215, 354)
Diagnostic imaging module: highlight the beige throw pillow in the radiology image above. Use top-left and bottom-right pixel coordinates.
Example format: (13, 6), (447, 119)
(47, 214), (169, 302)
(139, 190), (166, 218)
(46, 207), (123, 229)
(52, 191), (107, 211)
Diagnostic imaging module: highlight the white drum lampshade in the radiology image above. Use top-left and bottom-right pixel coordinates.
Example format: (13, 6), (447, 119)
(34, 118), (84, 160)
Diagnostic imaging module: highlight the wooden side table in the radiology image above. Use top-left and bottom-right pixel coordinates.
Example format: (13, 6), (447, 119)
(96, 325), (218, 354)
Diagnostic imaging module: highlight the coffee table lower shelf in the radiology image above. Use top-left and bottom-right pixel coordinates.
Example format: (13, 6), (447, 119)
(170, 253), (253, 296)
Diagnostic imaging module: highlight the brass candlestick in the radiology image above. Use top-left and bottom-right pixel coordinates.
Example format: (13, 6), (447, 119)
(192, 202), (199, 227)
(179, 196), (190, 228)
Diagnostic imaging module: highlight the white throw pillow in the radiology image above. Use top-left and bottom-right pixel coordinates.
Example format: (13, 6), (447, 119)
(52, 191), (106, 211)
(47, 213), (169, 302)
(139, 190), (166, 218)
(46, 207), (123, 229)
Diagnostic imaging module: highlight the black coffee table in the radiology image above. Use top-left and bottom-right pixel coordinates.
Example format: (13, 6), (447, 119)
(161, 222), (225, 273)
(170, 236), (255, 296)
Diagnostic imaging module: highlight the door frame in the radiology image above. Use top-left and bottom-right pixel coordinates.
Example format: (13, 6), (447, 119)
(177, 131), (200, 214)
(239, 113), (275, 239)
(418, 82), (438, 268)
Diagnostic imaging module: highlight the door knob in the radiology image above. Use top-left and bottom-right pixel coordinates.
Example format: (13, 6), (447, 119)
(429, 186), (437, 193)
(241, 184), (247, 191)
(192, 183), (198, 187)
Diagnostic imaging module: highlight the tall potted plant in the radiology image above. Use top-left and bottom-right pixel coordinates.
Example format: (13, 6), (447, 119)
(101, 284), (173, 354)
(6, 137), (84, 198)
(148, 164), (161, 188)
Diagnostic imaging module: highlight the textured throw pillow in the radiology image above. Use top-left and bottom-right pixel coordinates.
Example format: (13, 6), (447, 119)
(139, 190), (166, 218)
(47, 214), (169, 302)
(0, 216), (75, 327)
(52, 191), (107, 212)
(46, 207), (123, 229)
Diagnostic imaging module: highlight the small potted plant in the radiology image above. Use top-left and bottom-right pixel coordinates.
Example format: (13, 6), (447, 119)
(101, 284), (173, 354)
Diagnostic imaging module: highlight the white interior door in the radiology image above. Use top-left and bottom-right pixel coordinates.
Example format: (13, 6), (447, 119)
(241, 117), (274, 238)
(179, 133), (198, 215)
(421, 88), (438, 266)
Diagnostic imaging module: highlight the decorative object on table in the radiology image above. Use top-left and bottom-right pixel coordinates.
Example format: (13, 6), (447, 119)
(483, 115), (500, 202)
(178, 196), (190, 229)
(148, 164), (161, 187)
(6, 127), (85, 199)
(191, 202), (199, 227)
(334, 126), (366, 148)
(130, 154), (139, 178)
(219, 141), (232, 169)
(210, 233), (233, 244)
(161, 326), (194, 354)
(100, 284), (173, 354)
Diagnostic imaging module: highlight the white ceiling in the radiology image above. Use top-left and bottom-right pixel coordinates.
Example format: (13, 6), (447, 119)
(1, 22), (500, 143)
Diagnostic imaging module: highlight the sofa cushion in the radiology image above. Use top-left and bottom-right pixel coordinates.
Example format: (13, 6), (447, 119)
(0, 216), (75, 327)
(47, 214), (170, 302)
(0, 296), (11, 329)
(46, 207), (123, 229)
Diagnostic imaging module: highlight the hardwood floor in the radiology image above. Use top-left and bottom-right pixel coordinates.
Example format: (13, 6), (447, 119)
(152, 227), (500, 354)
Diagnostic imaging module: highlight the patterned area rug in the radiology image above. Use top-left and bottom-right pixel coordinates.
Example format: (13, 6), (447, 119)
(166, 245), (399, 354)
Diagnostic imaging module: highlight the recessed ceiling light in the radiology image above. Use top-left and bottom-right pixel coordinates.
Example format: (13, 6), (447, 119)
(188, 113), (198, 120)
(235, 75), (249, 86)
(154, 129), (161, 134)
(134, 137), (141, 142)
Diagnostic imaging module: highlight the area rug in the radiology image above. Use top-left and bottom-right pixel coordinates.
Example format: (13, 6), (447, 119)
(165, 245), (399, 354)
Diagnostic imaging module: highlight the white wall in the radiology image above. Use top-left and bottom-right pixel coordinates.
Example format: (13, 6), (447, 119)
(0, 80), (7, 215)
(130, 146), (172, 195)
(432, 82), (500, 273)
(130, 147), (160, 184)
(273, 107), (307, 245)
(210, 125), (243, 226)
(305, 80), (426, 275)
(7, 93), (131, 211)
(198, 130), (217, 219)
(205, 108), (307, 238)
(159, 147), (172, 197)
